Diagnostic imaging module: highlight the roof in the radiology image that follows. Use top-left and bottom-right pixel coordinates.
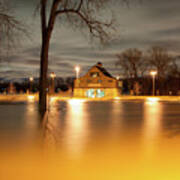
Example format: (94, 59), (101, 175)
(95, 65), (113, 78)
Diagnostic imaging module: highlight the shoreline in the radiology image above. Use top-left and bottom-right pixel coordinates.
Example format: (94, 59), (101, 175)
(0, 94), (180, 102)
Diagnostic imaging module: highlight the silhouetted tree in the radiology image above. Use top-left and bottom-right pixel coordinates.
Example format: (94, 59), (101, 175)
(39, 0), (124, 114)
(167, 56), (180, 78)
(0, 0), (26, 50)
(116, 48), (145, 79)
(147, 46), (173, 78)
(147, 46), (174, 94)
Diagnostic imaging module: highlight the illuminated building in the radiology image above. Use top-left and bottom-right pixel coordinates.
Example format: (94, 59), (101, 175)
(73, 62), (122, 98)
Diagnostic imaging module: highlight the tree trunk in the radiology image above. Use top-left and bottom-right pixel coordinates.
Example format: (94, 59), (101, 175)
(39, 0), (57, 116)
(39, 36), (50, 115)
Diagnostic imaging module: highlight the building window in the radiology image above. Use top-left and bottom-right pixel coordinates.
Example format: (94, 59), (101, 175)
(86, 89), (95, 98)
(90, 72), (99, 78)
(118, 81), (122, 87)
(87, 79), (91, 83)
(86, 89), (105, 98)
(96, 89), (105, 98)
(98, 80), (102, 83)
(108, 80), (113, 83)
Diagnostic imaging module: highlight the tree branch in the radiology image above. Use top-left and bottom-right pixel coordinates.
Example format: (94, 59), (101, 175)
(55, 6), (113, 42)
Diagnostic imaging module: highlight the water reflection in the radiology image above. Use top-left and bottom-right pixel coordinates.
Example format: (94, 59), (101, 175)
(111, 100), (123, 136)
(143, 98), (162, 157)
(25, 99), (38, 131)
(2, 99), (180, 179)
(64, 99), (89, 156)
(42, 97), (62, 150)
(27, 95), (35, 102)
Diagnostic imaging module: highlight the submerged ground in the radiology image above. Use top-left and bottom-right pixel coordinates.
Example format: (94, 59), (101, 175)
(1, 96), (180, 180)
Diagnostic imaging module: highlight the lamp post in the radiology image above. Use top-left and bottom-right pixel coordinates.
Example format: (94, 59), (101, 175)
(116, 75), (120, 80)
(75, 66), (80, 88)
(75, 66), (80, 79)
(150, 71), (157, 96)
(29, 77), (34, 93)
(50, 72), (56, 94)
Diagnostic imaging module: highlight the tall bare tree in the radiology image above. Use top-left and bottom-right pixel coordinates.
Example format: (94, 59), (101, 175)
(39, 0), (124, 114)
(167, 56), (180, 78)
(147, 46), (173, 78)
(116, 48), (145, 79)
(146, 46), (174, 94)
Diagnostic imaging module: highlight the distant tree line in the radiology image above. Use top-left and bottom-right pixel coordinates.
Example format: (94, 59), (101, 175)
(0, 77), (75, 94)
(116, 46), (180, 95)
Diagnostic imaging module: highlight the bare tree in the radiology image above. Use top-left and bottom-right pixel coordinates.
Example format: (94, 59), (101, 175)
(147, 46), (173, 78)
(39, 0), (126, 114)
(167, 56), (180, 78)
(0, 0), (26, 51)
(116, 48), (145, 79)
(146, 46), (174, 94)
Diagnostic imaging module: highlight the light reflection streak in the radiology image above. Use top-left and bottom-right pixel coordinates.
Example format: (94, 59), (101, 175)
(143, 99), (162, 157)
(49, 96), (58, 104)
(24, 98), (38, 143)
(48, 97), (60, 128)
(65, 99), (89, 156)
(111, 100), (123, 136)
(43, 97), (62, 150)
(146, 97), (160, 104)
(113, 97), (121, 100)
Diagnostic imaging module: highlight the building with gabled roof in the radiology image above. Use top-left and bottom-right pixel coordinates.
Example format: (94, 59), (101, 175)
(73, 62), (123, 98)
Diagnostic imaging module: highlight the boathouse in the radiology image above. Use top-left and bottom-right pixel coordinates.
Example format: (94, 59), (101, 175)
(73, 62), (122, 98)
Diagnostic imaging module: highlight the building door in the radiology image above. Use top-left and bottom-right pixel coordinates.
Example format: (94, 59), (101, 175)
(86, 89), (105, 98)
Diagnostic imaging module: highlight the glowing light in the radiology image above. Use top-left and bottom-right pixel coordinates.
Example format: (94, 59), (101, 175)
(27, 95), (35, 102)
(150, 70), (157, 76)
(86, 89), (105, 98)
(75, 66), (80, 79)
(75, 66), (80, 73)
(29, 77), (34, 82)
(114, 97), (121, 100)
(86, 89), (95, 98)
(146, 97), (159, 103)
(116, 75), (120, 80)
(50, 72), (56, 79)
(68, 99), (86, 106)
(49, 97), (58, 103)
(96, 89), (105, 98)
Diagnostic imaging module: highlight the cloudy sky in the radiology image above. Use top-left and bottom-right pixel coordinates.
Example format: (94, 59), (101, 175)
(1, 0), (180, 80)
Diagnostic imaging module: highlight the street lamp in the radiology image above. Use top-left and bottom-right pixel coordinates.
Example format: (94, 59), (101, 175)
(116, 75), (120, 80)
(75, 66), (80, 79)
(50, 72), (56, 79)
(150, 70), (157, 96)
(75, 66), (80, 88)
(29, 77), (34, 93)
(50, 72), (56, 94)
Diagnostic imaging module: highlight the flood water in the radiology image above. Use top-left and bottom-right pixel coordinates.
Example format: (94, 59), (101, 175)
(1, 98), (180, 180)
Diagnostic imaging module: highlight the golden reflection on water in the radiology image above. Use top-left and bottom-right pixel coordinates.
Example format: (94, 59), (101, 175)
(64, 99), (89, 156)
(27, 95), (35, 102)
(111, 100), (123, 136)
(1, 98), (180, 180)
(24, 99), (39, 139)
(143, 98), (162, 157)
(26, 97), (38, 126)
(43, 97), (62, 150)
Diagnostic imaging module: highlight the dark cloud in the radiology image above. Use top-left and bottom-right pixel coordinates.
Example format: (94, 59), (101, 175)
(152, 27), (180, 37)
(1, 0), (180, 79)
